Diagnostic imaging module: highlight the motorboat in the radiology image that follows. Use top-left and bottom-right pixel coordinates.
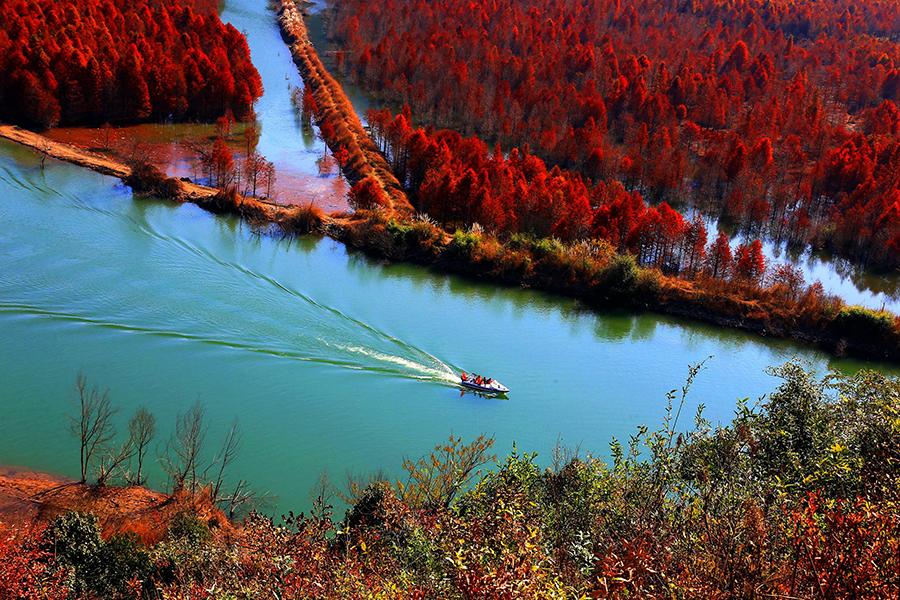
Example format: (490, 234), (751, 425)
(459, 373), (509, 394)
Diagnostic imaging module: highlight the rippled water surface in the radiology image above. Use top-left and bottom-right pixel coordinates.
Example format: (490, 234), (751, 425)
(1, 0), (898, 515)
(1, 139), (896, 514)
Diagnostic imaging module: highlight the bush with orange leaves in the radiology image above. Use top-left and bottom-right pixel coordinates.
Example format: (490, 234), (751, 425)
(349, 176), (392, 211)
(0, 524), (69, 599)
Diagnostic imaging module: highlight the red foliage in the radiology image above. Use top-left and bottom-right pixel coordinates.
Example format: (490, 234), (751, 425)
(786, 493), (900, 598)
(369, 108), (775, 283)
(330, 0), (900, 267)
(0, 525), (68, 599)
(733, 239), (767, 283)
(350, 175), (391, 210)
(0, 0), (263, 129)
(706, 231), (733, 279)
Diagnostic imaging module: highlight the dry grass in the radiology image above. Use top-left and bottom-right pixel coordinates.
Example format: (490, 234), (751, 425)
(282, 202), (325, 233)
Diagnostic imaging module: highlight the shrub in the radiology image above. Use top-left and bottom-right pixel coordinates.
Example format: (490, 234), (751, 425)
(444, 229), (483, 263)
(831, 306), (897, 345)
(345, 213), (396, 257)
(44, 512), (103, 594)
(0, 525), (68, 599)
(471, 235), (503, 266)
(97, 534), (152, 597)
(44, 511), (150, 597)
(166, 511), (212, 545)
(749, 362), (843, 493)
(788, 494), (900, 598)
(349, 176), (391, 210)
(283, 203), (325, 234)
(384, 219), (443, 259)
(598, 253), (639, 297)
(494, 247), (532, 281)
(634, 267), (662, 301)
(528, 236), (566, 259)
(125, 160), (182, 199)
(205, 187), (242, 215)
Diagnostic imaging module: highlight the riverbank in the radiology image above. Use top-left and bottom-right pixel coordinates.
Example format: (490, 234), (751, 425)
(44, 123), (351, 210)
(335, 211), (900, 363)
(0, 467), (227, 544)
(0, 123), (337, 233)
(3, 122), (900, 363)
(0, 125), (215, 200)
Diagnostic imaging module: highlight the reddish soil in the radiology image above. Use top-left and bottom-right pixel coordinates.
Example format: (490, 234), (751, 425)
(0, 466), (230, 544)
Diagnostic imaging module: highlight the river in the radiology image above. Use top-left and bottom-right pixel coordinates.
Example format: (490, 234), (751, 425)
(0, 0), (897, 516)
(1, 138), (895, 514)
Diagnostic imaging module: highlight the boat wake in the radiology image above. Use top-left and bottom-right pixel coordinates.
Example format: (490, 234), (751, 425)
(330, 343), (459, 384)
(0, 155), (461, 389)
(0, 300), (460, 386)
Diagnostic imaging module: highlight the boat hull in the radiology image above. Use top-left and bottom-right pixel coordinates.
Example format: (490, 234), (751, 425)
(460, 380), (509, 394)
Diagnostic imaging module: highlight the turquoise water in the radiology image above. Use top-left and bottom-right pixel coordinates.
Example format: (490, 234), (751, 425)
(1, 139), (895, 515)
(1, 0), (897, 516)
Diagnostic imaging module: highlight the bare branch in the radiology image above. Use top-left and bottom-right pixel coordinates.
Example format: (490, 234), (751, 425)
(221, 479), (270, 520)
(127, 407), (156, 486)
(163, 401), (206, 494)
(397, 434), (496, 510)
(69, 374), (117, 484)
(96, 437), (134, 487)
(211, 420), (241, 503)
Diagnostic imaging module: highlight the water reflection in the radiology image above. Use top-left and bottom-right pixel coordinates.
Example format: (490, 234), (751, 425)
(698, 213), (900, 312)
(4, 144), (900, 518)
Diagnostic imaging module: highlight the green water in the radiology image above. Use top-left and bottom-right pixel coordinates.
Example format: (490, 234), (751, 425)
(1, 0), (897, 515)
(1, 139), (896, 515)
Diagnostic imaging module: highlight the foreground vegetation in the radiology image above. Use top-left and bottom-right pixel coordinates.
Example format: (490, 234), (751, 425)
(2, 362), (898, 597)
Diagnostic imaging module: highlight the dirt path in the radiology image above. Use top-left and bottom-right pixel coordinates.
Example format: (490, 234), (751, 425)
(0, 124), (221, 200)
(276, 0), (413, 216)
(2, 122), (362, 237)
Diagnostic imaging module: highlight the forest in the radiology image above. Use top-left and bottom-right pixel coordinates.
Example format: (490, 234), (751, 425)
(327, 0), (900, 270)
(2, 363), (898, 597)
(364, 108), (770, 284)
(0, 0), (262, 129)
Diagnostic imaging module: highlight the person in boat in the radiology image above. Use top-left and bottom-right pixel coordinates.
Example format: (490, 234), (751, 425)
(476, 375), (483, 385)
(486, 378), (493, 385)
(461, 371), (468, 382)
